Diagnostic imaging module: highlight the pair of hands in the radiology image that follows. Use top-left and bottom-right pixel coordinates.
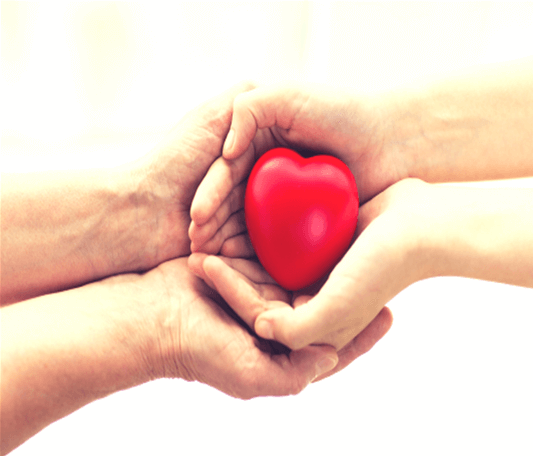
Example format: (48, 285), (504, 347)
(119, 82), (393, 398)
(187, 84), (432, 355)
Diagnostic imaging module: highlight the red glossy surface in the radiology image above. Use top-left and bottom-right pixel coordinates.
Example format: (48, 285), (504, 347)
(245, 147), (359, 290)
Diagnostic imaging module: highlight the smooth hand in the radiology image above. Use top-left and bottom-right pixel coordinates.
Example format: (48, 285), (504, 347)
(191, 177), (533, 351)
(188, 83), (407, 252)
(189, 179), (431, 351)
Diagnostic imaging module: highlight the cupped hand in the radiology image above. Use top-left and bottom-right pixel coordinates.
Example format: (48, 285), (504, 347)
(190, 179), (433, 352)
(133, 257), (338, 398)
(189, 83), (407, 252)
(187, 253), (393, 381)
(124, 81), (257, 268)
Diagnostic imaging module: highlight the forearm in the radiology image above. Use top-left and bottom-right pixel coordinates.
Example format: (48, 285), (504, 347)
(1, 166), (164, 304)
(0, 276), (155, 454)
(380, 57), (533, 183)
(425, 185), (533, 288)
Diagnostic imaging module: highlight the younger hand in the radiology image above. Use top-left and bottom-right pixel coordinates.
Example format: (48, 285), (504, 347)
(188, 83), (406, 252)
(190, 179), (432, 351)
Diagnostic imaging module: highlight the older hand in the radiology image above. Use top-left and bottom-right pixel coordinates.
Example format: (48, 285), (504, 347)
(1, 82), (259, 304)
(135, 257), (339, 397)
(2, 255), (342, 454)
(124, 81), (258, 268)
(187, 253), (393, 379)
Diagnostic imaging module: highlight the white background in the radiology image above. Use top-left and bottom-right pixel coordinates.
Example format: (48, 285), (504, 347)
(3, 2), (533, 455)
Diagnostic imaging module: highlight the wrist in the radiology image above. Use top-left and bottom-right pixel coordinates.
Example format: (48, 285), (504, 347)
(121, 154), (191, 271)
(375, 87), (429, 183)
(421, 185), (533, 287)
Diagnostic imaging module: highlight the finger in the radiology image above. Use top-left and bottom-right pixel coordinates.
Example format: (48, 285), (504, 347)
(253, 282), (353, 350)
(190, 141), (256, 226)
(312, 306), (393, 382)
(188, 253), (217, 290)
(254, 273), (385, 351)
(241, 345), (338, 398)
(178, 80), (257, 139)
(210, 255), (278, 286)
(202, 255), (289, 329)
(220, 233), (255, 258)
(189, 182), (246, 251)
(292, 294), (312, 309)
(271, 346), (338, 396)
(195, 210), (247, 255)
(189, 253), (275, 292)
(254, 216), (401, 351)
(222, 85), (306, 160)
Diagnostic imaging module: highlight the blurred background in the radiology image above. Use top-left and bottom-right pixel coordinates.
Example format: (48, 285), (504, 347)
(2, 2), (533, 455)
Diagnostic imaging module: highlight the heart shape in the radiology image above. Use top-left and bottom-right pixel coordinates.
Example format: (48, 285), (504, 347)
(245, 147), (359, 290)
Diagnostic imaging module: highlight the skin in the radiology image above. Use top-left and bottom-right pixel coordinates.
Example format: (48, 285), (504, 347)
(0, 258), (343, 455)
(190, 179), (533, 350)
(1, 82), (255, 304)
(1, 83), (392, 454)
(188, 57), (533, 351)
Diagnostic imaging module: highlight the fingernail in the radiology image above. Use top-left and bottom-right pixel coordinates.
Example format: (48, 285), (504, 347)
(315, 357), (337, 379)
(223, 129), (234, 156)
(255, 319), (273, 340)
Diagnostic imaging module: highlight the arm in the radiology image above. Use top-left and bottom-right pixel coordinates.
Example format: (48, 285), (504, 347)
(197, 180), (533, 351)
(189, 57), (533, 252)
(187, 57), (533, 352)
(1, 82), (255, 304)
(0, 168), (159, 304)
(380, 56), (533, 183)
(1, 257), (343, 455)
(0, 274), (149, 454)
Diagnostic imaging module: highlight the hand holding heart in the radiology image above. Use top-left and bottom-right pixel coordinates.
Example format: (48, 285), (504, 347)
(188, 84), (408, 353)
(190, 176), (431, 352)
(189, 83), (405, 239)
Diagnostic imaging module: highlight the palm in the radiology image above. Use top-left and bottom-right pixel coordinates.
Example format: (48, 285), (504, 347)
(187, 253), (393, 381)
(148, 258), (332, 398)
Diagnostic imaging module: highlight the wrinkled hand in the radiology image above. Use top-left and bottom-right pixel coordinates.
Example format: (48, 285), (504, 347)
(188, 254), (393, 381)
(125, 82), (257, 268)
(134, 257), (339, 398)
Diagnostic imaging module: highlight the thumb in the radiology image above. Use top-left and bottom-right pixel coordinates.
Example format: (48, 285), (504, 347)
(254, 292), (343, 351)
(222, 85), (304, 159)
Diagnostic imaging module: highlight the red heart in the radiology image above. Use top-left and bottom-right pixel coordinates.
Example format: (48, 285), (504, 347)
(245, 147), (359, 291)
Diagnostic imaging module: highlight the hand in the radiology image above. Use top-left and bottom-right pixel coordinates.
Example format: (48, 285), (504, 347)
(188, 83), (407, 252)
(247, 179), (430, 350)
(2, 257), (342, 454)
(188, 254), (394, 381)
(133, 257), (340, 397)
(190, 179), (430, 351)
(124, 81), (258, 268)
